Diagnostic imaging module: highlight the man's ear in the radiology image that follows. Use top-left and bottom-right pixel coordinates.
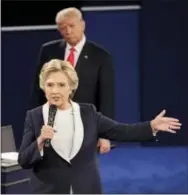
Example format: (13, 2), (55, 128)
(82, 20), (86, 31)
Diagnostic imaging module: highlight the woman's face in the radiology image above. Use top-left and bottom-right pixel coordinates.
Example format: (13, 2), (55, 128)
(44, 71), (72, 109)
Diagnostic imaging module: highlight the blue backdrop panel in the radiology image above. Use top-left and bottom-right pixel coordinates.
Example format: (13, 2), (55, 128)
(83, 10), (140, 123)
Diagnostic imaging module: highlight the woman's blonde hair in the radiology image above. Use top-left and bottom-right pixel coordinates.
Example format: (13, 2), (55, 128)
(39, 59), (79, 99)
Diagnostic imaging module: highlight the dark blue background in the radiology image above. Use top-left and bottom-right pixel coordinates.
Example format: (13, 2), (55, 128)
(140, 0), (188, 145)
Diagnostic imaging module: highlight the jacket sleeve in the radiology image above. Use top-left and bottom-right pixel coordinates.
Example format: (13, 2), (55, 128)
(18, 111), (42, 169)
(91, 105), (154, 142)
(98, 54), (115, 119)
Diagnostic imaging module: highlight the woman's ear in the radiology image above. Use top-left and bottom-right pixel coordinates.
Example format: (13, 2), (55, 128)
(70, 89), (75, 99)
(71, 90), (75, 95)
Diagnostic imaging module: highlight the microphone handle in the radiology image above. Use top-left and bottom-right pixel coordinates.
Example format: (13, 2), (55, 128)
(44, 105), (57, 148)
(44, 122), (53, 148)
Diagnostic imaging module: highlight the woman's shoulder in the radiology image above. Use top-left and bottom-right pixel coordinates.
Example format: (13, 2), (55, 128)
(27, 105), (43, 115)
(28, 103), (97, 115)
(78, 103), (96, 112)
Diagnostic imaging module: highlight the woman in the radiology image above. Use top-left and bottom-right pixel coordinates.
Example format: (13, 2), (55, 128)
(18, 59), (181, 194)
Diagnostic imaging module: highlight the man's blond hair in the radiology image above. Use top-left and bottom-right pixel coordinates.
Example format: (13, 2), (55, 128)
(55, 7), (83, 24)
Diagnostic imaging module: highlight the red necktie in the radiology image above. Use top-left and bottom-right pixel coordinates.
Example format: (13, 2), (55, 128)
(67, 47), (75, 67)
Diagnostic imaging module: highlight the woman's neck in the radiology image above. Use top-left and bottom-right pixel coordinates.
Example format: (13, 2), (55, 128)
(57, 101), (72, 110)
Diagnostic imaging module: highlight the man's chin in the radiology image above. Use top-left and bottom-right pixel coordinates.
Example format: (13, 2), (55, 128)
(66, 38), (77, 46)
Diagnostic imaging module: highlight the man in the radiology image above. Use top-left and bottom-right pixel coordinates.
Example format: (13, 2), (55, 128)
(29, 7), (115, 154)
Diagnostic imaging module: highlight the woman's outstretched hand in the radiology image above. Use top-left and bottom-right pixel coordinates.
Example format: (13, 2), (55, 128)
(150, 110), (182, 134)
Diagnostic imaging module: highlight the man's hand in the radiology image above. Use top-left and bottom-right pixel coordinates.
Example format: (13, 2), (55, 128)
(97, 138), (111, 154)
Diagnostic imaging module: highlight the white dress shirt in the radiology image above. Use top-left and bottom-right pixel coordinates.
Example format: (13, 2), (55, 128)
(64, 35), (86, 67)
(41, 106), (75, 163)
(51, 107), (74, 163)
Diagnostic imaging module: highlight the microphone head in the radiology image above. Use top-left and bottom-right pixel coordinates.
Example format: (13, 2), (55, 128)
(49, 104), (57, 112)
(48, 104), (57, 127)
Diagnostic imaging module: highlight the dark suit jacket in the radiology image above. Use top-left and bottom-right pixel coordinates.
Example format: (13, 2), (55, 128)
(18, 103), (154, 194)
(29, 39), (115, 119)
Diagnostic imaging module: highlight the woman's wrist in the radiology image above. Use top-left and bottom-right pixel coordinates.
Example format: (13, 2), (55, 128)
(150, 120), (158, 136)
(37, 136), (44, 150)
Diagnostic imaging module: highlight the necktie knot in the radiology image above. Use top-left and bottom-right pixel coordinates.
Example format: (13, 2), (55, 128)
(70, 47), (75, 52)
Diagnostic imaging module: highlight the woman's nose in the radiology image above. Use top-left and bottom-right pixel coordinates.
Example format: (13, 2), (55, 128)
(52, 86), (59, 93)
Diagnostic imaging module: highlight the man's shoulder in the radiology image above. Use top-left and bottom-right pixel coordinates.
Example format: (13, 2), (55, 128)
(41, 39), (110, 56)
(42, 39), (64, 48)
(86, 40), (111, 57)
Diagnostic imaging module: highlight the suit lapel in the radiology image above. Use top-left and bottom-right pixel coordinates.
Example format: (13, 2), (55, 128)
(56, 40), (90, 74)
(75, 41), (90, 75)
(57, 40), (66, 60)
(56, 40), (91, 64)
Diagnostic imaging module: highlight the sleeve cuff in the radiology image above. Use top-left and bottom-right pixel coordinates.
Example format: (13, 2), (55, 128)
(40, 148), (44, 156)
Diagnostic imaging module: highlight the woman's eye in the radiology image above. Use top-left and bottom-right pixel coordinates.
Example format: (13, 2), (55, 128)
(59, 83), (65, 87)
(47, 83), (53, 87)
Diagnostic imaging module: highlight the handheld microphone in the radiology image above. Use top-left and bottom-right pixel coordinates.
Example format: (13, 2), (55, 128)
(44, 104), (57, 147)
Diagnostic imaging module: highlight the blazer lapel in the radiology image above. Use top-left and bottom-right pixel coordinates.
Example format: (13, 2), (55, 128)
(34, 106), (44, 138)
(36, 102), (85, 160)
(69, 101), (84, 160)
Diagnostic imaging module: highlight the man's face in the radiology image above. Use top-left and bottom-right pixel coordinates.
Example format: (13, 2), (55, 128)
(57, 16), (85, 46)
